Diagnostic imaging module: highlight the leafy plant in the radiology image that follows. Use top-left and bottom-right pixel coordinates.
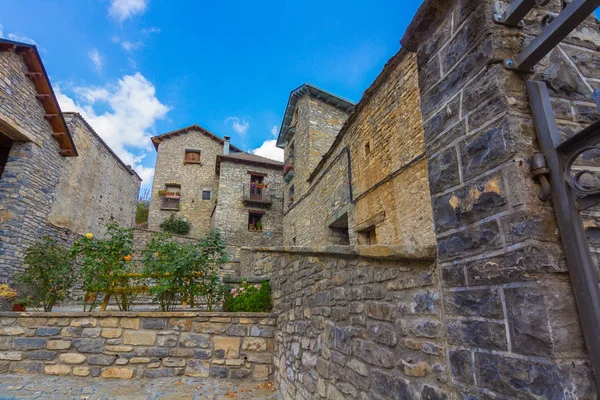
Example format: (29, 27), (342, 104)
(196, 230), (230, 311)
(0, 284), (17, 300)
(224, 280), (272, 312)
(160, 214), (190, 235)
(19, 237), (76, 312)
(72, 224), (137, 311)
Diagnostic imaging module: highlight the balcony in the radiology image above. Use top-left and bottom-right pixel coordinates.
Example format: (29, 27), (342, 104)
(242, 184), (273, 207)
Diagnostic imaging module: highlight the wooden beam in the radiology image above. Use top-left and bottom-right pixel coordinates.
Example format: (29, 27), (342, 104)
(44, 114), (59, 120)
(36, 94), (51, 100)
(0, 44), (16, 52)
(25, 72), (42, 78)
(51, 132), (67, 139)
(59, 149), (76, 157)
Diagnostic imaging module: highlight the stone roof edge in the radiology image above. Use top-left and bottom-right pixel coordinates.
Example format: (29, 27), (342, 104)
(216, 154), (284, 170)
(308, 48), (411, 183)
(241, 244), (437, 262)
(63, 112), (142, 182)
(0, 311), (277, 318)
(150, 124), (243, 153)
(400, 0), (455, 52)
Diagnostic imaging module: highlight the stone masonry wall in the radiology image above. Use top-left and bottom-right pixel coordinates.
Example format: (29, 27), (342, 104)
(0, 312), (275, 380)
(214, 161), (284, 248)
(245, 247), (447, 400)
(149, 130), (225, 238)
(403, 0), (599, 397)
(48, 113), (141, 238)
(0, 50), (70, 280)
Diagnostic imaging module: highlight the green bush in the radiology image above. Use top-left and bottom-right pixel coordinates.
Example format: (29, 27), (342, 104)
(20, 237), (76, 312)
(72, 224), (138, 311)
(136, 201), (149, 225)
(224, 280), (272, 312)
(159, 214), (191, 235)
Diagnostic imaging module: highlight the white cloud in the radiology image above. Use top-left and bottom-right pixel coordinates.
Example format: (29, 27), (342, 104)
(251, 140), (284, 162)
(121, 40), (142, 51)
(7, 33), (37, 46)
(88, 49), (102, 72)
(108, 0), (148, 22)
(141, 27), (160, 34)
(0, 24), (3, 37)
(135, 166), (155, 184)
(271, 125), (278, 138)
(225, 117), (249, 135)
(56, 72), (170, 183)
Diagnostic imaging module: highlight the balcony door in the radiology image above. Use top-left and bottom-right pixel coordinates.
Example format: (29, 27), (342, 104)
(249, 175), (264, 201)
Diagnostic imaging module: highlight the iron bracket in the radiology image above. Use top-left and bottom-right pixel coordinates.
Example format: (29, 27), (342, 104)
(532, 152), (552, 201)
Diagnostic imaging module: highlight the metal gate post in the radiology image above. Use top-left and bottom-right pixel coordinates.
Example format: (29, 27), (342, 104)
(527, 80), (600, 395)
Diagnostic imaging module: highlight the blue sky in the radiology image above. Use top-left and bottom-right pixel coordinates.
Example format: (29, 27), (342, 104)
(0, 0), (423, 186)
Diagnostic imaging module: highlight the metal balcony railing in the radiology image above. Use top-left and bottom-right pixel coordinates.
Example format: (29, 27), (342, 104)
(242, 184), (273, 205)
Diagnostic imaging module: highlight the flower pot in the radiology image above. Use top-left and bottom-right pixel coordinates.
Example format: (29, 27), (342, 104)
(12, 303), (26, 312)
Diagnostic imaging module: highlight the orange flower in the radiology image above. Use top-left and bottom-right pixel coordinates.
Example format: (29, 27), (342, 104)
(124, 255), (132, 261)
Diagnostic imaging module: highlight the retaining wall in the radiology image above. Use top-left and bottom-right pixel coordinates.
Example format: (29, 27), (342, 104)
(0, 312), (275, 380)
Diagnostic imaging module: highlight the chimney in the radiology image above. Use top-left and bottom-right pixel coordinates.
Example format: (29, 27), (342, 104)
(223, 136), (231, 155)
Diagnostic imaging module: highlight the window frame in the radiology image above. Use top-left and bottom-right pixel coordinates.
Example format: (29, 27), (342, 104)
(184, 148), (202, 165)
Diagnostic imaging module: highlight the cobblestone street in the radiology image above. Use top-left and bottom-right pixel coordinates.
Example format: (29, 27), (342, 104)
(0, 374), (281, 400)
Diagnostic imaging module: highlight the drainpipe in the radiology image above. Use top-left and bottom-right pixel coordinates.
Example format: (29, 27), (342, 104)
(223, 136), (230, 155)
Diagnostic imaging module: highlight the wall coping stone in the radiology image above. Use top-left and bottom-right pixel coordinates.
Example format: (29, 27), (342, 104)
(0, 311), (276, 318)
(242, 244), (437, 261)
(224, 277), (269, 283)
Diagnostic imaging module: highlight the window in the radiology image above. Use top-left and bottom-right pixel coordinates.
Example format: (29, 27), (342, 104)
(365, 141), (371, 157)
(360, 227), (377, 245)
(160, 184), (181, 210)
(202, 190), (211, 200)
(249, 174), (265, 201)
(184, 149), (201, 164)
(248, 211), (264, 231)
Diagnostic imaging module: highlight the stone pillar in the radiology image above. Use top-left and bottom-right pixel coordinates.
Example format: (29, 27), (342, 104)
(402, 0), (599, 398)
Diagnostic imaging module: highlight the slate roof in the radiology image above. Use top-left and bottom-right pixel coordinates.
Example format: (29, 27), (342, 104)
(151, 124), (243, 152)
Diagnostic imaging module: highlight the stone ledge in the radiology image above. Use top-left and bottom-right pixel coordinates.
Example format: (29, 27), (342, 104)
(224, 277), (270, 284)
(0, 311), (276, 318)
(241, 244), (437, 261)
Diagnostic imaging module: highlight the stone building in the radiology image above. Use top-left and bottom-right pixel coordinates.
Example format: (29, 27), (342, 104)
(277, 54), (436, 250)
(0, 38), (141, 280)
(148, 125), (284, 247)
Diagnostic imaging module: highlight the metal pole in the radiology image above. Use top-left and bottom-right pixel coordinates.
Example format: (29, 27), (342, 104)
(509, 0), (600, 71)
(495, 0), (537, 27)
(527, 80), (600, 395)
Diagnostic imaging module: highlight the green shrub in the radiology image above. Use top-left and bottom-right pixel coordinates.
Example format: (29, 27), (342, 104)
(20, 237), (75, 312)
(72, 224), (138, 311)
(224, 280), (272, 312)
(159, 214), (190, 235)
(136, 201), (149, 225)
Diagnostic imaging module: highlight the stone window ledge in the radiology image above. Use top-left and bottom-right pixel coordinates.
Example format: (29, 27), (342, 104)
(0, 311), (276, 318)
(241, 244), (437, 261)
(160, 207), (180, 211)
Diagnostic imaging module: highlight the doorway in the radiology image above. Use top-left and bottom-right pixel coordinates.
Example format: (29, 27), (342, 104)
(0, 132), (13, 180)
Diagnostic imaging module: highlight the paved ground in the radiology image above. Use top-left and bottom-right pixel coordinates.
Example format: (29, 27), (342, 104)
(0, 374), (281, 400)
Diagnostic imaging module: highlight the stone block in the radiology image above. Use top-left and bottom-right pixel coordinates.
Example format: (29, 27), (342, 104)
(444, 288), (503, 319)
(28, 350), (56, 360)
(163, 358), (186, 367)
(209, 365), (229, 378)
(10, 362), (44, 374)
(46, 318), (71, 327)
(44, 365), (71, 376)
(99, 318), (120, 328)
(35, 327), (61, 336)
(449, 348), (474, 384)
(72, 338), (105, 353)
(101, 367), (134, 379)
(130, 357), (151, 364)
(82, 327), (102, 338)
(0, 326), (24, 336)
(120, 318), (140, 329)
(437, 220), (502, 261)
(194, 322), (226, 334)
(409, 320), (443, 339)
(148, 348), (169, 357)
(371, 369), (412, 399)
(70, 318), (97, 327)
(185, 359), (210, 377)
(46, 340), (71, 350)
(402, 360), (430, 377)
(0, 351), (22, 361)
(157, 334), (178, 347)
(168, 318), (192, 331)
(73, 366), (90, 377)
(214, 336), (240, 358)
(141, 318), (167, 330)
(428, 148), (460, 195)
(169, 348), (195, 357)
(365, 301), (395, 322)
(351, 340), (395, 368)
(500, 210), (558, 246)
(105, 345), (133, 353)
(225, 324), (247, 337)
(366, 321), (397, 347)
(194, 349), (212, 359)
(59, 353), (86, 364)
(13, 338), (46, 350)
(61, 327), (82, 337)
(101, 328), (122, 339)
(459, 120), (513, 181)
(230, 368), (250, 379)
(180, 333), (210, 348)
(88, 354), (115, 366)
(447, 319), (507, 351)
(253, 364), (270, 381)
(123, 331), (155, 346)
(241, 337), (267, 352)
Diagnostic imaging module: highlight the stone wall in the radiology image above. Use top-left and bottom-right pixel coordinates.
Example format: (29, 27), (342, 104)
(401, 0), (599, 398)
(48, 113), (141, 238)
(148, 129), (225, 238)
(0, 312), (275, 380)
(214, 161), (284, 248)
(243, 246), (447, 399)
(0, 50), (72, 280)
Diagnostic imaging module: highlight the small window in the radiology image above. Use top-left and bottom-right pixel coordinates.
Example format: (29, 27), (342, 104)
(365, 141), (371, 157)
(184, 149), (201, 164)
(202, 190), (211, 200)
(248, 212), (264, 231)
(360, 227), (377, 245)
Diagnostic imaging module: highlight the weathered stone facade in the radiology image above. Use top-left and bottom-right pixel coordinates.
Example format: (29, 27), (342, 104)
(213, 157), (284, 248)
(0, 312), (275, 380)
(243, 247), (445, 399)
(399, 0), (600, 397)
(0, 43), (140, 280)
(48, 113), (141, 237)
